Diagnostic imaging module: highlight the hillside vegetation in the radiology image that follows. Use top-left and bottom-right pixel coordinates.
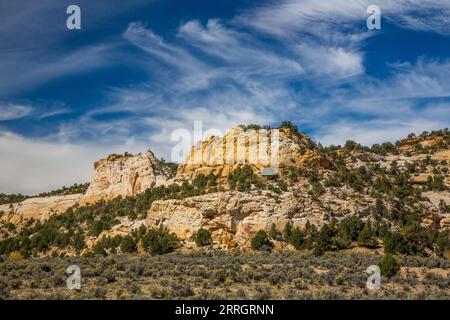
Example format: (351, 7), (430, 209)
(0, 123), (449, 265)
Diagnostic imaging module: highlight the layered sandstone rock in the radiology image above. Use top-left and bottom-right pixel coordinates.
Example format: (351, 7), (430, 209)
(176, 126), (328, 180)
(85, 190), (326, 250)
(145, 191), (330, 249)
(398, 135), (448, 155)
(0, 194), (81, 225)
(423, 191), (450, 229)
(1, 149), (173, 226)
(84, 182), (378, 250)
(80, 150), (173, 205)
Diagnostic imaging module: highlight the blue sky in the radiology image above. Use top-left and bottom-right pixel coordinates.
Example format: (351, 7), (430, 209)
(0, 0), (449, 194)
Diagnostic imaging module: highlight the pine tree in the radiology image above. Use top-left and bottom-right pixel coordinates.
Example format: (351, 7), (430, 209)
(313, 224), (335, 256)
(120, 235), (136, 253)
(251, 230), (272, 251)
(289, 227), (304, 250)
(378, 254), (400, 277)
(283, 222), (293, 241)
(194, 228), (212, 246)
(357, 222), (378, 248)
(269, 223), (280, 240)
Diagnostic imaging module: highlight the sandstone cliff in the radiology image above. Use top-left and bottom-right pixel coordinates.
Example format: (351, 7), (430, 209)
(86, 185), (374, 251)
(0, 150), (174, 226)
(176, 126), (328, 180)
(145, 191), (325, 248)
(0, 194), (81, 226)
(80, 150), (174, 205)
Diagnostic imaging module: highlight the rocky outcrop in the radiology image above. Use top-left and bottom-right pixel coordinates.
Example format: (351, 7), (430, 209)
(423, 191), (450, 229)
(176, 126), (328, 180)
(84, 183), (377, 250)
(0, 149), (173, 227)
(80, 150), (174, 205)
(0, 194), (81, 225)
(145, 191), (328, 249)
(398, 135), (448, 155)
(84, 190), (328, 250)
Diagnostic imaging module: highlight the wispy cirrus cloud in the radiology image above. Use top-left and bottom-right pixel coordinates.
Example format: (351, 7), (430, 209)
(0, 0), (148, 96)
(315, 104), (450, 147)
(294, 44), (364, 81)
(178, 19), (303, 77)
(0, 43), (120, 96)
(237, 0), (450, 38)
(0, 103), (32, 121)
(115, 20), (301, 122)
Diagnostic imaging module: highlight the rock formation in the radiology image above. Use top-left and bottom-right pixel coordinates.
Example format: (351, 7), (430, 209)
(0, 194), (81, 226)
(87, 185), (371, 250)
(0, 150), (175, 226)
(145, 190), (323, 248)
(176, 126), (328, 180)
(80, 150), (174, 205)
(1, 125), (449, 254)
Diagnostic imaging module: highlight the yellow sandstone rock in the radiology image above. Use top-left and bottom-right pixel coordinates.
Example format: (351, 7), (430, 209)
(80, 150), (173, 205)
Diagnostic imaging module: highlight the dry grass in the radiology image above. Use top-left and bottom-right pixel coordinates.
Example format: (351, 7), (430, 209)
(0, 251), (449, 300)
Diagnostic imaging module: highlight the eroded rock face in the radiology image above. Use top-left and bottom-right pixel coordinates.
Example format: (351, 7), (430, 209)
(0, 194), (81, 225)
(84, 184), (378, 250)
(398, 135), (449, 155)
(423, 191), (450, 229)
(145, 191), (327, 249)
(176, 126), (328, 180)
(86, 190), (327, 250)
(80, 150), (173, 205)
(0, 149), (173, 227)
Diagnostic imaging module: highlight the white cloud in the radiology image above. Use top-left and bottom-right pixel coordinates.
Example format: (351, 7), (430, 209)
(233, 0), (450, 86)
(0, 44), (119, 95)
(0, 130), (151, 194)
(237, 0), (450, 38)
(314, 115), (449, 147)
(178, 19), (303, 77)
(236, 0), (366, 40)
(37, 108), (72, 120)
(377, 59), (450, 99)
(295, 44), (364, 80)
(0, 104), (32, 121)
(124, 22), (208, 74)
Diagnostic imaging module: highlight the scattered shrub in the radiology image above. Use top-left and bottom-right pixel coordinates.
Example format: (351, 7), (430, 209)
(251, 230), (273, 251)
(357, 222), (378, 248)
(378, 254), (400, 277)
(289, 227), (305, 250)
(142, 226), (179, 255)
(120, 236), (136, 253)
(194, 228), (212, 246)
